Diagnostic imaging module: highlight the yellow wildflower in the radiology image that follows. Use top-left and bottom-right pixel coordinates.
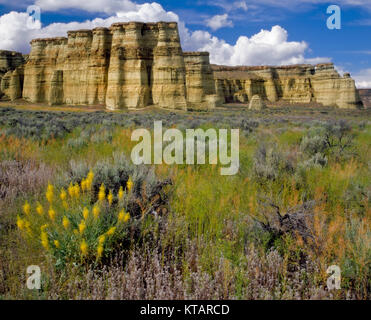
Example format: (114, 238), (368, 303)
(80, 239), (88, 256)
(23, 201), (31, 216)
(73, 183), (80, 198)
(16, 216), (25, 230)
(87, 170), (94, 181)
(126, 177), (133, 192)
(46, 184), (54, 203)
(93, 205), (100, 219)
(68, 182), (74, 198)
(118, 210), (130, 223)
(78, 220), (86, 234)
(118, 210), (125, 222)
(73, 229), (79, 236)
(40, 224), (48, 232)
(48, 207), (56, 221)
(81, 179), (87, 192)
(41, 231), (49, 250)
(86, 170), (94, 190)
(123, 212), (130, 223)
(54, 240), (60, 248)
(62, 216), (70, 230)
(98, 184), (105, 201)
(98, 235), (106, 245)
(107, 190), (113, 206)
(118, 186), (124, 201)
(106, 226), (116, 236)
(36, 202), (44, 216)
(60, 188), (67, 201)
(97, 245), (103, 259)
(83, 207), (89, 220)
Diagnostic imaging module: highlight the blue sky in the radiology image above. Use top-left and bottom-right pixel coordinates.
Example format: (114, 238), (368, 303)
(0, 0), (370, 87)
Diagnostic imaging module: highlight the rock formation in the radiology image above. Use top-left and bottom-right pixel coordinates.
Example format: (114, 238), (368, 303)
(359, 89), (371, 109)
(21, 22), (219, 110)
(0, 50), (25, 101)
(184, 52), (222, 110)
(0, 22), (364, 110)
(249, 95), (266, 110)
(212, 64), (363, 109)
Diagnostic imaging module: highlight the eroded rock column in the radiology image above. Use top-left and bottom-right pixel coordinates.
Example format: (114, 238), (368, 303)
(106, 22), (153, 110)
(184, 52), (220, 110)
(87, 28), (112, 105)
(152, 22), (187, 110)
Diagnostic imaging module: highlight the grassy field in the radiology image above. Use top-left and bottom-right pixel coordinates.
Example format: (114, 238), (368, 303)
(0, 104), (370, 300)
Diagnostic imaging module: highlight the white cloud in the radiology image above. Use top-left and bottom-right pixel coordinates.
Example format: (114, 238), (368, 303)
(183, 25), (330, 66)
(206, 14), (233, 30)
(353, 69), (371, 89)
(0, 3), (178, 53)
(234, 1), (249, 11)
(0, 12), (40, 53)
(210, 0), (249, 12)
(0, 2), (329, 68)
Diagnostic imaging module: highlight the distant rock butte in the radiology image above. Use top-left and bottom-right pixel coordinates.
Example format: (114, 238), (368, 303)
(359, 89), (371, 109)
(212, 64), (364, 109)
(0, 22), (364, 110)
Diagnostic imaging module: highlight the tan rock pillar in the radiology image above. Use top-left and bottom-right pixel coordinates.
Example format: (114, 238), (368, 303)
(63, 30), (92, 105)
(152, 22), (187, 110)
(106, 22), (152, 110)
(87, 28), (112, 105)
(23, 39), (48, 103)
(184, 52), (220, 110)
(9, 68), (23, 101)
(48, 70), (63, 105)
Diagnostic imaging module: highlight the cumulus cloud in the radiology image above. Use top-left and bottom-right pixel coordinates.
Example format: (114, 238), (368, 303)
(206, 14), (233, 31)
(0, 3), (178, 53)
(353, 69), (371, 89)
(183, 25), (330, 66)
(0, 1), (329, 67)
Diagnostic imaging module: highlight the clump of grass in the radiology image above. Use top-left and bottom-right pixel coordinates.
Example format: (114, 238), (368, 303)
(253, 143), (295, 182)
(0, 159), (53, 202)
(300, 120), (356, 161)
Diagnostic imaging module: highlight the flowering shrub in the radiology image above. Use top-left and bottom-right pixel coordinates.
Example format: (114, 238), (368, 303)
(16, 171), (133, 266)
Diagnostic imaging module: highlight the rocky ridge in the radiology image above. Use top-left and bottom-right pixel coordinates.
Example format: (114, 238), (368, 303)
(212, 64), (363, 109)
(0, 22), (364, 110)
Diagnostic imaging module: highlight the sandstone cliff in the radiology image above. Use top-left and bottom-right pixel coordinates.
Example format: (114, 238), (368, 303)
(184, 52), (221, 111)
(0, 22), (364, 110)
(22, 22), (218, 110)
(212, 63), (363, 109)
(0, 50), (25, 101)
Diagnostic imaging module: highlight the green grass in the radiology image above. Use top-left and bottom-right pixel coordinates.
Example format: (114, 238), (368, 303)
(0, 105), (370, 299)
